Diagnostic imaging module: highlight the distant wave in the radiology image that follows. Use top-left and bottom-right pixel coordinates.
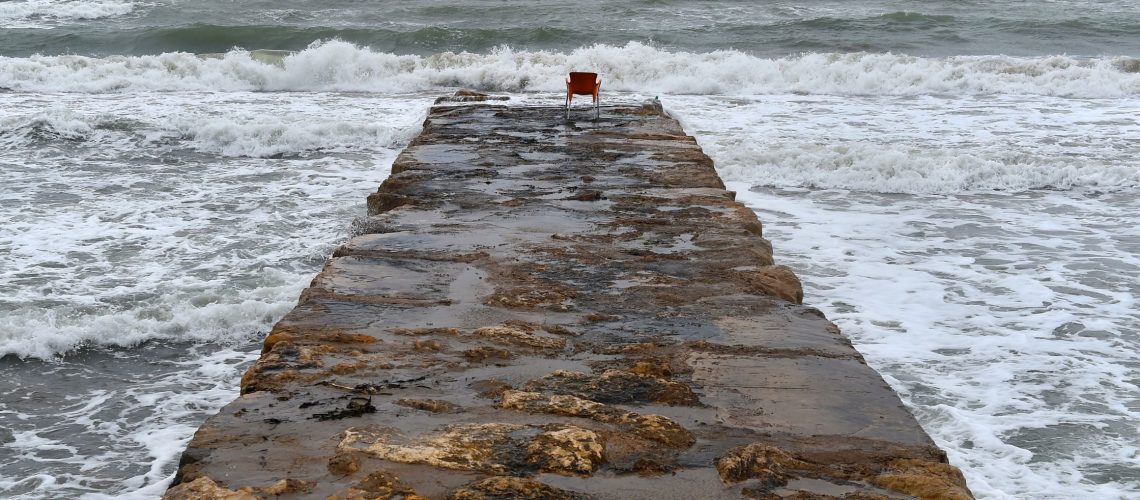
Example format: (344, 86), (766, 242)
(0, 105), (417, 158)
(787, 10), (1140, 36)
(0, 23), (581, 58)
(151, 23), (578, 55)
(0, 107), (95, 144)
(796, 11), (959, 31)
(2, 40), (1137, 97)
(0, 0), (138, 28)
(703, 140), (1140, 194)
(996, 16), (1140, 39)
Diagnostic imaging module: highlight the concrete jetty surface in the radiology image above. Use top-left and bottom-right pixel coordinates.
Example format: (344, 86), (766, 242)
(165, 95), (972, 500)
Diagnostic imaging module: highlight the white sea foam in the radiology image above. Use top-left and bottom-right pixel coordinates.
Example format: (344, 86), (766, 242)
(0, 92), (429, 359)
(178, 117), (413, 158)
(0, 107), (96, 143)
(2, 40), (1138, 97)
(726, 184), (1140, 499)
(0, 345), (259, 499)
(671, 92), (1140, 497)
(666, 94), (1140, 194)
(0, 0), (138, 28)
(1, 67), (1137, 500)
(1, 94), (422, 158)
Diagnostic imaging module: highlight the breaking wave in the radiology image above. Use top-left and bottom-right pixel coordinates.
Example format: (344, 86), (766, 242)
(0, 105), (416, 158)
(669, 92), (1140, 195)
(0, 0), (138, 28)
(2, 40), (1138, 97)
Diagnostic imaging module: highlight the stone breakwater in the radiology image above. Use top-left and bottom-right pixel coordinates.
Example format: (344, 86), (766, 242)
(165, 95), (972, 500)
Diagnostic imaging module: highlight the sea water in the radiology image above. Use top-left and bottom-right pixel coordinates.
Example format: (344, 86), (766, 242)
(1, 1), (1138, 498)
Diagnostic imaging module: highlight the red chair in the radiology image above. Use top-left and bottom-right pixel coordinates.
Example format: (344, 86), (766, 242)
(566, 72), (601, 119)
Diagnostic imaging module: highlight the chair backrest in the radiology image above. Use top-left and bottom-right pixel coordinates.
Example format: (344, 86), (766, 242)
(567, 72), (599, 95)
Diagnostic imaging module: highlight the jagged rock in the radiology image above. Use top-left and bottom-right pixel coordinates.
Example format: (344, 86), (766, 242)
(472, 326), (567, 350)
(395, 398), (460, 413)
(367, 191), (416, 215)
(716, 443), (809, 485)
(627, 360), (672, 378)
(870, 458), (973, 500)
(339, 422), (606, 477)
(543, 324), (579, 336)
(435, 89), (511, 104)
(449, 477), (587, 500)
(838, 494), (892, 500)
(259, 478), (314, 495)
(327, 451), (361, 476)
(390, 327), (461, 336)
(485, 286), (577, 311)
(500, 390), (694, 447)
(163, 477), (255, 500)
(462, 346), (514, 362)
(413, 339), (445, 351)
(470, 379), (514, 398)
(351, 470), (417, 498)
(600, 432), (677, 475)
(523, 369), (699, 405)
(527, 427), (605, 475)
(239, 340), (338, 394)
(718, 442), (974, 500)
(740, 265), (804, 304)
(742, 490), (886, 500)
(339, 424), (528, 474)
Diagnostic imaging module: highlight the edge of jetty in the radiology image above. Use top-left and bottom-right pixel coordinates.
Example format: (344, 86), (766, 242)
(165, 93), (972, 500)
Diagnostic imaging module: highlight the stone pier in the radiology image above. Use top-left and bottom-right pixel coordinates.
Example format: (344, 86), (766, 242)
(165, 95), (972, 500)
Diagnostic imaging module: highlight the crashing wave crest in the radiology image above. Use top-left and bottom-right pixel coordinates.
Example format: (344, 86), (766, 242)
(1, 40), (1137, 97)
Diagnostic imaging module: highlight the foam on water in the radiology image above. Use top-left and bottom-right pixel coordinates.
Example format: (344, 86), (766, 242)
(668, 98), (1139, 497)
(724, 185), (1140, 499)
(2, 41), (1138, 97)
(0, 344), (259, 499)
(0, 92), (429, 359)
(2, 2), (1138, 496)
(0, 53), (1137, 496)
(0, 91), (431, 498)
(0, 103), (412, 159)
(667, 94), (1140, 193)
(0, 0), (139, 29)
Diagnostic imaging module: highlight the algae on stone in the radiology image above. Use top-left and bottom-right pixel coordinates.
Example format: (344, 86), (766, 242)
(340, 422), (608, 478)
(527, 427), (605, 475)
(449, 477), (587, 500)
(473, 326), (567, 350)
(500, 390), (694, 447)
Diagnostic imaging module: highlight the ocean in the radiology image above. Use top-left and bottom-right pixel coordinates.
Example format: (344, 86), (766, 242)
(0, 1), (1137, 498)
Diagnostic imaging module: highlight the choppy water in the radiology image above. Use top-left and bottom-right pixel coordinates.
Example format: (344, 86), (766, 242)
(1, 1), (1138, 498)
(3, 0), (1140, 57)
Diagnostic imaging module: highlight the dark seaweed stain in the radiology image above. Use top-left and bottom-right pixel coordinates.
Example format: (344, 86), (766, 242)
(310, 396), (376, 421)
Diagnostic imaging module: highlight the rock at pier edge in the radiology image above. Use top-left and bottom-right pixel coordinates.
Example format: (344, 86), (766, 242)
(165, 92), (973, 500)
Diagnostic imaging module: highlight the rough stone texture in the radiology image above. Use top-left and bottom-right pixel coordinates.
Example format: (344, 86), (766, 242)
(164, 477), (256, 500)
(450, 477), (587, 500)
(166, 94), (971, 499)
(527, 427), (605, 475)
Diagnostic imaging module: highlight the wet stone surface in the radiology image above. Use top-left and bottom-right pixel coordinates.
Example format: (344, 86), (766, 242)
(165, 95), (972, 499)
